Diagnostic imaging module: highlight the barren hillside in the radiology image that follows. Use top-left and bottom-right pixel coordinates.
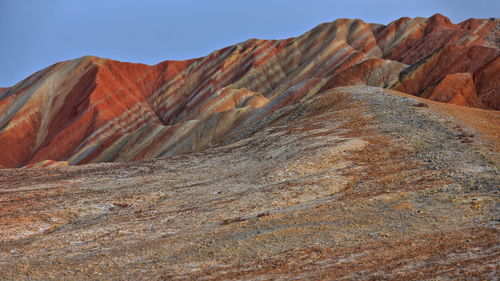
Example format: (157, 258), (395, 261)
(0, 14), (499, 280)
(1, 86), (499, 279)
(0, 14), (498, 169)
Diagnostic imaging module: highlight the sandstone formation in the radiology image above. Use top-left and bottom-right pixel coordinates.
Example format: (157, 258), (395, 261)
(0, 14), (499, 280)
(0, 14), (498, 168)
(0, 86), (498, 279)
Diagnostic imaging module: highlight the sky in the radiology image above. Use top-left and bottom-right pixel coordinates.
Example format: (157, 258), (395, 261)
(0, 0), (498, 87)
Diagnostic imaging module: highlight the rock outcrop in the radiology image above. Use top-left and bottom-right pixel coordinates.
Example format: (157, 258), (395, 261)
(0, 14), (498, 168)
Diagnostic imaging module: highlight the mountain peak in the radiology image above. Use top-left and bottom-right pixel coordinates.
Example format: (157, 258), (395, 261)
(0, 15), (498, 168)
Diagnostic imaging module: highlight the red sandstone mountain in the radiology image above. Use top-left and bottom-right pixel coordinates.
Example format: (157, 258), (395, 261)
(0, 14), (498, 168)
(1, 14), (500, 279)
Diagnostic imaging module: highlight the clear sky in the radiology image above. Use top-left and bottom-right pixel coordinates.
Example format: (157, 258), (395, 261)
(0, 0), (498, 87)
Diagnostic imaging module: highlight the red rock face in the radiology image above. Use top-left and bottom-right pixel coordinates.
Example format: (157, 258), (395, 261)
(0, 15), (498, 168)
(421, 73), (483, 107)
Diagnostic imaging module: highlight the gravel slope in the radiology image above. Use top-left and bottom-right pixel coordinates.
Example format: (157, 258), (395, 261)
(0, 86), (498, 280)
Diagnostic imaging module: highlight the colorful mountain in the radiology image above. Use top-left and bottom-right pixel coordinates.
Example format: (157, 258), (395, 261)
(0, 14), (498, 168)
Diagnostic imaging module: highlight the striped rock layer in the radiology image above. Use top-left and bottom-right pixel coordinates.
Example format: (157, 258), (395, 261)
(0, 14), (498, 168)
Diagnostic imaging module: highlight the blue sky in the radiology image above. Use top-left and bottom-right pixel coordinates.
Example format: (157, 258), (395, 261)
(0, 0), (498, 86)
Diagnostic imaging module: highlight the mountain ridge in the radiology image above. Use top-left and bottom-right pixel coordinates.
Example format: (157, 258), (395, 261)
(0, 14), (499, 279)
(0, 14), (498, 168)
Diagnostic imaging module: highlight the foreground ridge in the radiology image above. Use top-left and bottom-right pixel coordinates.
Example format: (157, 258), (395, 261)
(0, 85), (498, 279)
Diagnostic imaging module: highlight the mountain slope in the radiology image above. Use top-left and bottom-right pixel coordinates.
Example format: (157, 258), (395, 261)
(0, 14), (498, 168)
(1, 86), (498, 279)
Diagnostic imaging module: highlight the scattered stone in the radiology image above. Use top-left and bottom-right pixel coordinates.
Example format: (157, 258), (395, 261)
(413, 102), (429, 108)
(257, 212), (271, 218)
(101, 203), (116, 212)
(112, 202), (130, 208)
(221, 217), (246, 225)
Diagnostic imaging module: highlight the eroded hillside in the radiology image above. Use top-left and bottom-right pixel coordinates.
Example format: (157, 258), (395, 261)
(0, 86), (499, 279)
(0, 14), (499, 280)
(0, 14), (498, 168)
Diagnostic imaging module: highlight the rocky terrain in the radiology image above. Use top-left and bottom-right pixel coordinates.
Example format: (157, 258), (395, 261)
(0, 14), (498, 169)
(0, 14), (499, 280)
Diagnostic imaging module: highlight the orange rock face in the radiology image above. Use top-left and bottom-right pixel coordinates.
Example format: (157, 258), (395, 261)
(0, 14), (498, 168)
(421, 73), (483, 107)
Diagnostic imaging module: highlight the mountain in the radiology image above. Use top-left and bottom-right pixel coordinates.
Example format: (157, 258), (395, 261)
(1, 86), (499, 279)
(0, 14), (498, 169)
(0, 14), (499, 279)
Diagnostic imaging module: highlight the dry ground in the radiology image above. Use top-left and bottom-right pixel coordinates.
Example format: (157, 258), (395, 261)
(0, 86), (498, 280)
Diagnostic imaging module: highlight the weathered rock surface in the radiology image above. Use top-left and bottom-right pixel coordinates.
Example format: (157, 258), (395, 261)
(0, 14), (498, 168)
(0, 15), (499, 279)
(0, 86), (498, 280)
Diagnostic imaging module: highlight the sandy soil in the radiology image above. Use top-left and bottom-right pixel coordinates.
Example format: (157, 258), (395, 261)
(0, 86), (498, 280)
